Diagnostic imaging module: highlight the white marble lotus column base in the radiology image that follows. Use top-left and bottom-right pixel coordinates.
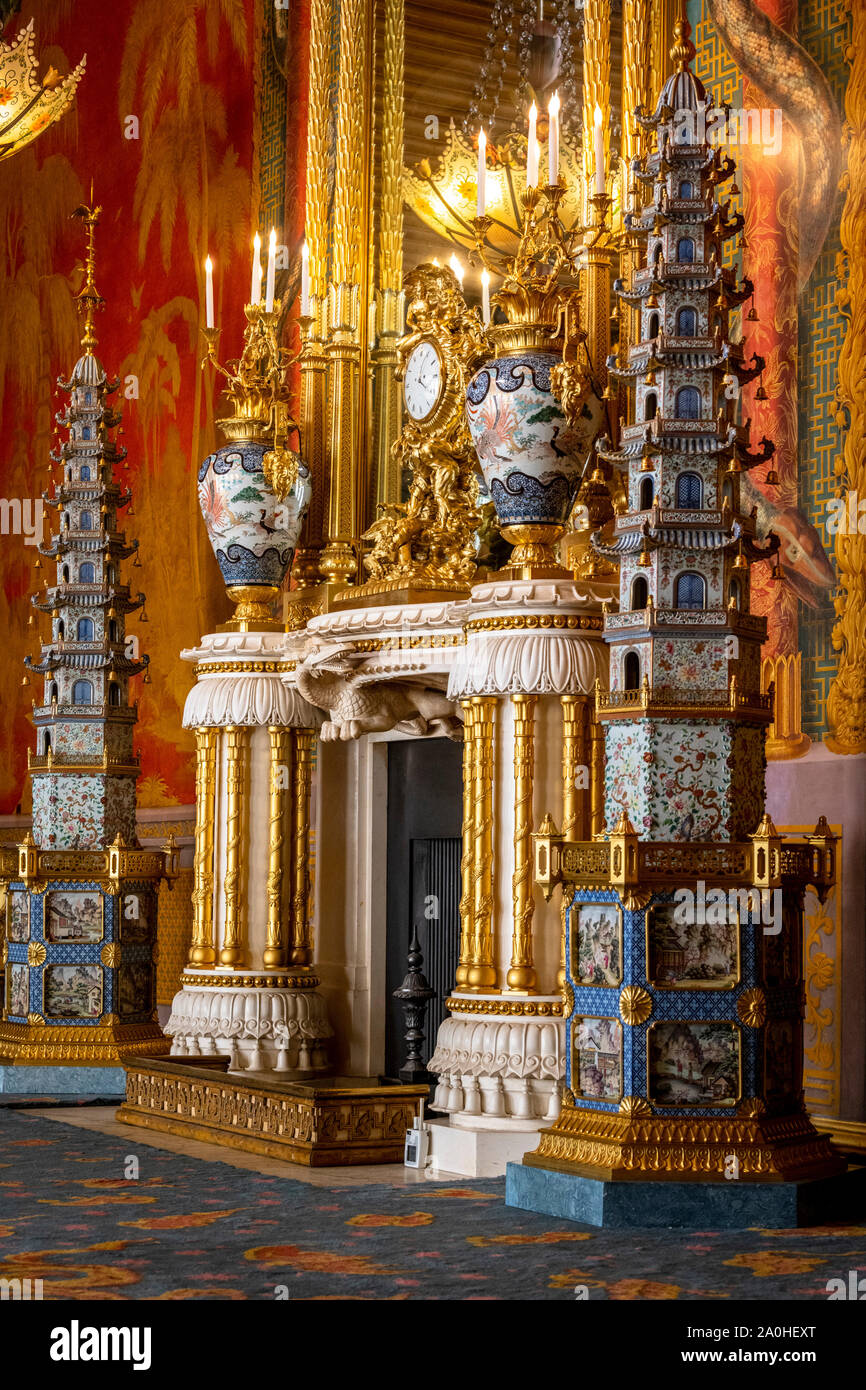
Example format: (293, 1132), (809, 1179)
(164, 979), (333, 1078)
(427, 1002), (565, 1159)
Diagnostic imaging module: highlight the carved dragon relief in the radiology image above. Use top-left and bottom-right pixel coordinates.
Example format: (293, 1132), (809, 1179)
(295, 644), (464, 743)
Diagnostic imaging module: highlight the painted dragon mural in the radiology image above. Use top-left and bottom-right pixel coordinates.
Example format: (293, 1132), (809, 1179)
(707, 0), (843, 292)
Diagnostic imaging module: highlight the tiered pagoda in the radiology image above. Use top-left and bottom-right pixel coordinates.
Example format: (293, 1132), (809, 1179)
(0, 205), (174, 1084)
(26, 203), (148, 849)
(511, 15), (845, 1216)
(591, 7), (777, 840)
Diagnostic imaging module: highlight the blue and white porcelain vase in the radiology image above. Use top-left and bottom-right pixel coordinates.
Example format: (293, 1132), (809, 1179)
(197, 440), (311, 619)
(465, 353), (599, 534)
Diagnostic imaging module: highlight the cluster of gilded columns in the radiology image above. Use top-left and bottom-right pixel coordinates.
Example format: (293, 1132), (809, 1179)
(295, 0), (405, 602)
(454, 694), (605, 997)
(456, 697), (497, 991)
(188, 724), (317, 974)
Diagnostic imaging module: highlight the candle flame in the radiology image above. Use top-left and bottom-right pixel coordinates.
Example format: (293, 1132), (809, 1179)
(253, 231), (261, 251)
(479, 127), (486, 149)
(269, 228), (277, 249)
(549, 90), (560, 117)
(594, 103), (603, 128)
(529, 101), (538, 120)
(449, 253), (465, 285)
(302, 240), (309, 260)
(481, 269), (490, 286)
(205, 255), (213, 272)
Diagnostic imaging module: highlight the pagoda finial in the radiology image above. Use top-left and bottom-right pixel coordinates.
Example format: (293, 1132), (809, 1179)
(669, 0), (696, 72)
(72, 198), (104, 357)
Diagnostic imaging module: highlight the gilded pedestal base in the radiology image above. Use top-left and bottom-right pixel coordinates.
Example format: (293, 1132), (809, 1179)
(0, 1018), (170, 1065)
(523, 1103), (846, 1183)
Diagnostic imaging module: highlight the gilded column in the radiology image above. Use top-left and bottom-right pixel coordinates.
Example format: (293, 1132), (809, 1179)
(827, 0), (866, 754)
(372, 0), (405, 511)
(558, 695), (582, 990)
(590, 706), (605, 839)
(289, 728), (316, 968)
(456, 698), (476, 988)
(320, 0), (370, 587)
(295, 0), (333, 582)
(220, 726), (250, 968)
(621, 0), (651, 170)
(582, 0), (611, 208)
(189, 727), (217, 965)
(507, 693), (538, 993)
(582, 0), (612, 390)
(651, 0), (676, 99)
(468, 696), (497, 991)
(620, 0), (652, 356)
(763, 653), (809, 759)
(264, 727), (292, 968)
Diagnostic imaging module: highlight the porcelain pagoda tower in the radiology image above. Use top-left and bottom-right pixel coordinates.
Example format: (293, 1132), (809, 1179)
(0, 205), (174, 1088)
(27, 207), (146, 843)
(509, 16), (846, 1220)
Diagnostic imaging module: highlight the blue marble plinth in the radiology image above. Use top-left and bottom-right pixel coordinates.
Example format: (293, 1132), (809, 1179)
(506, 1162), (866, 1229)
(0, 1066), (127, 1095)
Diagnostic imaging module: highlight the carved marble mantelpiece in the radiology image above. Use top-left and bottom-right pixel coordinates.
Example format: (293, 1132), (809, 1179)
(291, 581), (612, 1167)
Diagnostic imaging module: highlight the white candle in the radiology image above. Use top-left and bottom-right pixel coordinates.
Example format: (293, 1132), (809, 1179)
(204, 256), (214, 329)
(548, 91), (560, 185)
(449, 253), (464, 289)
(251, 232), (262, 306)
(481, 269), (491, 326)
(527, 102), (538, 188)
(477, 128), (487, 217)
(301, 240), (311, 315)
(265, 228), (277, 313)
(593, 103), (605, 196)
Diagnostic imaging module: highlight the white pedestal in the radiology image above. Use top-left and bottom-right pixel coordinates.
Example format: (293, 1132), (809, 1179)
(427, 1116), (540, 1178)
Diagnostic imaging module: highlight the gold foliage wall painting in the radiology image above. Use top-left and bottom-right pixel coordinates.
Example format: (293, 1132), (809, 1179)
(0, 0), (258, 812)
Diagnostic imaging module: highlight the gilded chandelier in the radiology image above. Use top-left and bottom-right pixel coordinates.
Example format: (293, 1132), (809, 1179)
(403, 0), (587, 256)
(0, 22), (85, 162)
(405, 122), (587, 259)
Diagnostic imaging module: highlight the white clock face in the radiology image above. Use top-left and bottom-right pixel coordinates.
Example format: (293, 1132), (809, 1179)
(403, 340), (443, 421)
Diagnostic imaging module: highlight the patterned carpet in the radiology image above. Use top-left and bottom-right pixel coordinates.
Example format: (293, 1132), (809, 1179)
(1, 1108), (865, 1300)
